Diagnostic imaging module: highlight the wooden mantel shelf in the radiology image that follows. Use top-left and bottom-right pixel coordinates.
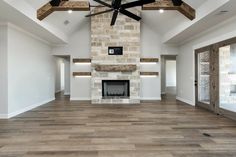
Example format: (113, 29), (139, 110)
(94, 64), (137, 72)
(73, 72), (159, 76)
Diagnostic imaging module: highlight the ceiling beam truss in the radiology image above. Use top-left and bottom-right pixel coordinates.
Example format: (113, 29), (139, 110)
(37, 0), (90, 20)
(37, 0), (195, 21)
(142, 0), (195, 20)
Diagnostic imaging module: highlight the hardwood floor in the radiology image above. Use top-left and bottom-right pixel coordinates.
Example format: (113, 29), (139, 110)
(1, 94), (236, 157)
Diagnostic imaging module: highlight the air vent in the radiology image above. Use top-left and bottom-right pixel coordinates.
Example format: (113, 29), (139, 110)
(64, 20), (70, 25)
(215, 10), (229, 16)
(203, 133), (211, 137)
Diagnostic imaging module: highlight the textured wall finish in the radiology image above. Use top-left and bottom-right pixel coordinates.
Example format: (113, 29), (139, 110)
(91, 7), (141, 104)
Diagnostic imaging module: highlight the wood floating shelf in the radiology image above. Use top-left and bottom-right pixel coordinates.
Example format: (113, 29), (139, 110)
(140, 72), (159, 76)
(140, 58), (159, 63)
(73, 58), (91, 63)
(73, 72), (91, 77)
(95, 64), (137, 72)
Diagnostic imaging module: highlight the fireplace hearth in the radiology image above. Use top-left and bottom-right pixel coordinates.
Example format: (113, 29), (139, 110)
(102, 80), (130, 99)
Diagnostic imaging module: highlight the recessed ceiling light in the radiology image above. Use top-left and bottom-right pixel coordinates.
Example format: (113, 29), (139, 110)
(159, 9), (164, 13)
(68, 10), (73, 14)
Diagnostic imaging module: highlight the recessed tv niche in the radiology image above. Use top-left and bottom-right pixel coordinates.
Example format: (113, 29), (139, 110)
(108, 47), (123, 55)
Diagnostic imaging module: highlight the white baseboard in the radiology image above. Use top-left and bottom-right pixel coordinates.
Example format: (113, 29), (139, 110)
(55, 90), (61, 93)
(70, 97), (91, 101)
(70, 97), (162, 101)
(7, 97), (55, 119)
(141, 97), (162, 101)
(0, 114), (8, 119)
(64, 92), (70, 96)
(176, 96), (195, 106)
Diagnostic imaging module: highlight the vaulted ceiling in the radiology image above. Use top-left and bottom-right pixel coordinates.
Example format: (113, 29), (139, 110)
(1, 0), (236, 45)
(27, 0), (201, 35)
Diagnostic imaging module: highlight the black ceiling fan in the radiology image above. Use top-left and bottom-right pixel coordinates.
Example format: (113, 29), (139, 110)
(85, 0), (155, 26)
(49, 0), (184, 26)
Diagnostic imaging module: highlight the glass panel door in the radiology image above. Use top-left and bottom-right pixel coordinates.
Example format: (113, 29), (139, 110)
(198, 51), (210, 104)
(219, 44), (236, 112)
(195, 48), (213, 111)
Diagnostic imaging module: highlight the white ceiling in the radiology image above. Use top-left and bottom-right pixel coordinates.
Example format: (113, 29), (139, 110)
(2, 0), (235, 44)
(164, 0), (236, 44)
(23, 0), (207, 35)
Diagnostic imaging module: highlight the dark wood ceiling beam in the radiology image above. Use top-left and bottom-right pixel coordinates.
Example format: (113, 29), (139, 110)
(37, 0), (195, 21)
(178, 1), (195, 20)
(142, 0), (195, 20)
(37, 0), (90, 20)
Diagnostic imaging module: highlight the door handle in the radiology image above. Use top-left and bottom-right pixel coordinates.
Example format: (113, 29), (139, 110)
(195, 80), (198, 86)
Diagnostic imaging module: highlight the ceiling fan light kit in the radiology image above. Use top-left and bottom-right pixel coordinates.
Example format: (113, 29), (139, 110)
(85, 0), (185, 26)
(86, 0), (155, 26)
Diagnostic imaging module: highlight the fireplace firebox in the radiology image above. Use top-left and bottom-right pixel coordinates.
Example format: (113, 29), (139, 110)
(102, 80), (130, 99)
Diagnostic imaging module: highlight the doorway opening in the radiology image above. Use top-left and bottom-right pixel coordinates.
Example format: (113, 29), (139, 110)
(54, 56), (71, 98)
(161, 55), (177, 97)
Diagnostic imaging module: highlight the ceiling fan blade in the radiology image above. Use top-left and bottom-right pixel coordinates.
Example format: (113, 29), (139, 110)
(112, 0), (122, 9)
(121, 0), (155, 9)
(120, 9), (141, 21)
(172, 0), (183, 6)
(50, 0), (61, 6)
(85, 9), (114, 17)
(93, 0), (112, 8)
(111, 10), (119, 26)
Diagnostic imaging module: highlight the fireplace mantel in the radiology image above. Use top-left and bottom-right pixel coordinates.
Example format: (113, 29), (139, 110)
(94, 64), (137, 72)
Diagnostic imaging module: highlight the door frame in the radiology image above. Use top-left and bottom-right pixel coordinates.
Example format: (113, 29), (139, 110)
(195, 36), (236, 120)
(195, 46), (215, 112)
(217, 37), (236, 120)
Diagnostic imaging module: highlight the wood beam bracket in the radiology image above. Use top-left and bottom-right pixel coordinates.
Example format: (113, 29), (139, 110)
(37, 0), (195, 21)
(37, 0), (90, 20)
(142, 0), (195, 20)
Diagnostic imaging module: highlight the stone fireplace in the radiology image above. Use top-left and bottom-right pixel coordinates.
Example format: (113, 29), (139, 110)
(91, 7), (140, 104)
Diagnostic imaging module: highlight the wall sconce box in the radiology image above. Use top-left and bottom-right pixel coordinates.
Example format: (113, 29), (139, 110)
(108, 47), (123, 55)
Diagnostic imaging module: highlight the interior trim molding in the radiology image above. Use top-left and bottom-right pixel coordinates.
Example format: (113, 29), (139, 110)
(0, 114), (8, 119)
(55, 90), (62, 93)
(70, 97), (91, 101)
(141, 97), (162, 101)
(176, 96), (195, 106)
(7, 97), (55, 119)
(64, 92), (70, 96)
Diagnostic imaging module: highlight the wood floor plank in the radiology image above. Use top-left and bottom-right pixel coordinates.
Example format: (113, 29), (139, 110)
(0, 93), (236, 156)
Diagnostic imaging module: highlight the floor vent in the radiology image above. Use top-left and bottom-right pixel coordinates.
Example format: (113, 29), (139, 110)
(203, 133), (211, 137)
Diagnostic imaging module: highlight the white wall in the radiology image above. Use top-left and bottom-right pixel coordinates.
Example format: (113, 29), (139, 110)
(55, 57), (63, 93)
(52, 19), (91, 100)
(60, 62), (65, 90)
(161, 56), (166, 94)
(7, 24), (55, 116)
(166, 60), (176, 87)
(0, 25), (8, 117)
(177, 15), (236, 106)
(64, 58), (70, 95)
(52, 18), (179, 101)
(140, 21), (161, 100)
